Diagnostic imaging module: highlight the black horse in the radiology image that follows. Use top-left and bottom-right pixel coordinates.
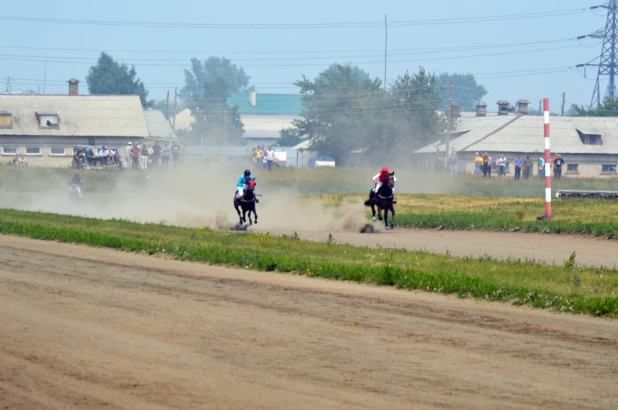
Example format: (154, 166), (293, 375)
(234, 182), (258, 225)
(364, 173), (395, 230)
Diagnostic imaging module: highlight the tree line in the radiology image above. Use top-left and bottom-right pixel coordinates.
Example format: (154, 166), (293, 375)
(84, 52), (488, 160)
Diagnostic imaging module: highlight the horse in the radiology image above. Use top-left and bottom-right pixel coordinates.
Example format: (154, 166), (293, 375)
(234, 180), (258, 225)
(364, 173), (395, 230)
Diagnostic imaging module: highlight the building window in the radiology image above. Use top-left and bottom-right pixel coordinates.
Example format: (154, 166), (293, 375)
(2, 146), (17, 155)
(50, 147), (66, 156)
(602, 164), (617, 173)
(567, 164), (579, 172)
(0, 112), (12, 128)
(25, 147), (41, 155)
(37, 113), (59, 127)
(577, 130), (602, 145)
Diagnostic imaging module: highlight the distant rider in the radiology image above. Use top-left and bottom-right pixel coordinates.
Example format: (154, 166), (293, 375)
(69, 173), (83, 198)
(236, 169), (258, 206)
(372, 166), (397, 204)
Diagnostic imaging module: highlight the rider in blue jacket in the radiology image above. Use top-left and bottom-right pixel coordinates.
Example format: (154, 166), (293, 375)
(236, 170), (258, 205)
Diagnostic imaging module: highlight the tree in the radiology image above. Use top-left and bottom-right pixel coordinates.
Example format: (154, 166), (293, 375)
(569, 99), (618, 116)
(436, 73), (487, 112)
(278, 128), (302, 147)
(184, 75), (244, 145)
(181, 57), (252, 101)
(378, 68), (446, 156)
(291, 63), (384, 164)
(86, 52), (149, 107)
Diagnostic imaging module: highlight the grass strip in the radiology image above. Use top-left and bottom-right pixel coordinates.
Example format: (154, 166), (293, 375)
(0, 208), (617, 317)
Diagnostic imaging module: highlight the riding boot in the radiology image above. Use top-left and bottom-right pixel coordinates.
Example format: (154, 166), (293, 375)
(393, 196), (397, 204)
(255, 198), (259, 203)
(234, 200), (240, 208)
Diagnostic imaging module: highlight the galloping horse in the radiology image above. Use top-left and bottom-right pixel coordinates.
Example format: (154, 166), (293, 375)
(234, 180), (258, 225)
(364, 173), (395, 230)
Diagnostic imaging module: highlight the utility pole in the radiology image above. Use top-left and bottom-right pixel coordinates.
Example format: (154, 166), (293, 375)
(384, 14), (388, 91)
(5, 76), (10, 93)
(577, 0), (618, 109)
(165, 90), (170, 120)
(538, 99), (542, 113)
(445, 80), (452, 158)
(172, 87), (177, 132)
(561, 92), (566, 116)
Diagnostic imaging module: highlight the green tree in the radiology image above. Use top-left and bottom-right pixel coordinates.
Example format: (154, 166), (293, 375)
(185, 76), (244, 145)
(278, 128), (302, 147)
(436, 73), (487, 111)
(86, 52), (149, 107)
(291, 63), (383, 164)
(369, 68), (446, 162)
(181, 57), (252, 101)
(569, 99), (618, 116)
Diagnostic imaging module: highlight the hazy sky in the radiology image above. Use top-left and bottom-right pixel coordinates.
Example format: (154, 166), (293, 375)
(0, 0), (606, 111)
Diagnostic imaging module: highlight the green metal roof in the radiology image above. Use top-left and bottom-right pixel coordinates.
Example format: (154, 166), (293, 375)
(227, 93), (302, 115)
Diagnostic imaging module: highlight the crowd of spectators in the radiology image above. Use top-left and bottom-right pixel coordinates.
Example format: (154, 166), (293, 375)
(435, 148), (567, 180)
(249, 145), (276, 172)
(72, 141), (182, 170)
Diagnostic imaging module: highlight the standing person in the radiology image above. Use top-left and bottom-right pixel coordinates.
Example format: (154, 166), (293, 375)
(435, 148), (445, 173)
(130, 144), (140, 170)
(523, 155), (532, 180)
(265, 146), (275, 172)
(140, 144), (149, 171)
(486, 153), (493, 178)
(260, 145), (267, 172)
(147, 144), (154, 168)
(255, 146), (262, 171)
(482, 152), (489, 178)
(161, 141), (171, 167)
(448, 148), (457, 175)
(250, 147), (257, 171)
(171, 142), (181, 166)
(497, 154), (507, 179)
(124, 142), (132, 168)
(553, 154), (565, 180)
(538, 156), (545, 180)
(151, 141), (161, 168)
(474, 152), (483, 177)
(514, 155), (523, 180)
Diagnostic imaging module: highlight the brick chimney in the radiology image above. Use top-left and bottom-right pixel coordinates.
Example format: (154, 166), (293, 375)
(68, 78), (79, 96)
(497, 100), (510, 116)
(516, 99), (530, 115)
(475, 101), (487, 117)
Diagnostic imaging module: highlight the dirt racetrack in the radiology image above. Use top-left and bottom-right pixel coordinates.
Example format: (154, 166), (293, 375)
(253, 227), (618, 268)
(1, 235), (618, 409)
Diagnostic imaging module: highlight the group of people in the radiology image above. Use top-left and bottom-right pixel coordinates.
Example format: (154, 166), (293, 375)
(9, 154), (28, 168)
(126, 141), (181, 171)
(473, 152), (566, 180)
(72, 141), (181, 171)
(73, 146), (123, 168)
(250, 145), (276, 172)
(434, 148), (458, 175)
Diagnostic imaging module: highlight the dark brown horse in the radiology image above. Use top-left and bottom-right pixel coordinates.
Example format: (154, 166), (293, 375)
(364, 173), (395, 230)
(234, 180), (258, 225)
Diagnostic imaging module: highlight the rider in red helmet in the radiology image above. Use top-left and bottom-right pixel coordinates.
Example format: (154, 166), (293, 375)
(372, 166), (397, 204)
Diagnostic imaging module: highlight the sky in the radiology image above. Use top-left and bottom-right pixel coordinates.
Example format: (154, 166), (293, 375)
(0, 0), (607, 111)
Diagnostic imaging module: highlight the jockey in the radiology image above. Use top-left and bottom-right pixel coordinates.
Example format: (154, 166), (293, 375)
(236, 169), (259, 204)
(372, 166), (397, 204)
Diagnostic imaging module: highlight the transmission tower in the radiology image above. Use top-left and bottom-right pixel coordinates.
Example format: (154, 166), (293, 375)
(578, 1), (618, 109)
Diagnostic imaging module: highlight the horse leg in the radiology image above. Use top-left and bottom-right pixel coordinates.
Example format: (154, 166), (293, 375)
(390, 206), (395, 229)
(248, 207), (253, 225)
(384, 208), (389, 230)
(253, 206), (258, 224)
(378, 206), (383, 221)
(235, 203), (243, 224)
(371, 204), (376, 222)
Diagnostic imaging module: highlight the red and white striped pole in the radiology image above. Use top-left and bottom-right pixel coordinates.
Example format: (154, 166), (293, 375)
(543, 98), (552, 218)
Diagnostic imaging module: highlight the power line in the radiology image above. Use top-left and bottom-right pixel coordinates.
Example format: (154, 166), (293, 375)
(0, 8), (591, 30)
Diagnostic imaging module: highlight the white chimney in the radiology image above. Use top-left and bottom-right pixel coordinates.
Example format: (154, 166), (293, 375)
(249, 91), (257, 107)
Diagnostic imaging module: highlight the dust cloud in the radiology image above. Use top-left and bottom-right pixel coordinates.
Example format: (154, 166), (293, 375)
(0, 161), (372, 234)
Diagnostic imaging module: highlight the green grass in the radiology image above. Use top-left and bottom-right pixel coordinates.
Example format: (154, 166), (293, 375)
(0, 208), (617, 317)
(320, 194), (618, 239)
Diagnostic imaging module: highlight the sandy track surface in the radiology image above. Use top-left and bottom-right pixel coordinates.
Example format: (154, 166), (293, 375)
(252, 227), (618, 268)
(1, 235), (617, 409)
